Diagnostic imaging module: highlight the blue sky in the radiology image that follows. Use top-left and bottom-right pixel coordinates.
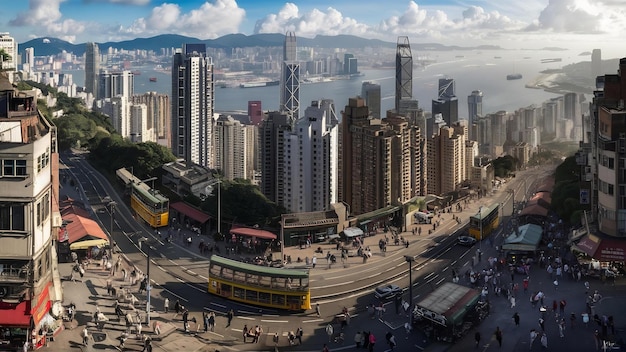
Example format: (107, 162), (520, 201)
(3, 0), (625, 56)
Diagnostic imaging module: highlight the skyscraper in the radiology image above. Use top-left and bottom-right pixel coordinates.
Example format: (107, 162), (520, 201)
(215, 115), (254, 181)
(361, 81), (381, 119)
(591, 49), (602, 79)
(467, 90), (483, 139)
(395, 36), (413, 113)
(171, 44), (215, 168)
(260, 111), (294, 205)
(432, 78), (459, 126)
(98, 70), (134, 101)
(24, 47), (34, 72)
(85, 42), (99, 98)
(280, 32), (300, 118)
(283, 99), (339, 213)
(248, 100), (263, 126)
(132, 92), (170, 147)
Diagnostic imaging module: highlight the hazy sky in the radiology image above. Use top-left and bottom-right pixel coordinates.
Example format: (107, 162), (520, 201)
(3, 0), (625, 57)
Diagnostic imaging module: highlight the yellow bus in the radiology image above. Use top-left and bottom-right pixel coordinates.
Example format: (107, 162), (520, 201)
(468, 203), (499, 240)
(208, 255), (311, 311)
(116, 168), (169, 228)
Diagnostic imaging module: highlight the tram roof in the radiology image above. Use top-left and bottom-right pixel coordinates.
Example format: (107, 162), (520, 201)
(470, 203), (499, 220)
(209, 255), (309, 279)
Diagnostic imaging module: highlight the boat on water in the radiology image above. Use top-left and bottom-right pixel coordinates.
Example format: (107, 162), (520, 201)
(239, 80), (279, 88)
(541, 58), (562, 63)
(132, 70), (141, 75)
(149, 77), (157, 82)
(506, 73), (523, 80)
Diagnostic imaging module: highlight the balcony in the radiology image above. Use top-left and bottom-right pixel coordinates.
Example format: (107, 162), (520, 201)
(0, 264), (30, 284)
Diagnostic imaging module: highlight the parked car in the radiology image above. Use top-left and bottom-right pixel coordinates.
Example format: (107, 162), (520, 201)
(374, 284), (403, 299)
(457, 235), (477, 246)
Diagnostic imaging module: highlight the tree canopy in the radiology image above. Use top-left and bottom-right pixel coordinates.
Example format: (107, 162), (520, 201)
(491, 155), (519, 177)
(201, 178), (285, 228)
(551, 155), (586, 224)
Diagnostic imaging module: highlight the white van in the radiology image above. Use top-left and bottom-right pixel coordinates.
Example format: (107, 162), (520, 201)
(413, 211), (433, 224)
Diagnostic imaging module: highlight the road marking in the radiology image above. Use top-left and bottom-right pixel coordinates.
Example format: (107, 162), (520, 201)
(199, 275), (208, 280)
(238, 316), (254, 320)
(302, 319), (324, 323)
(260, 319), (289, 323)
(156, 265), (166, 272)
(435, 277), (446, 285)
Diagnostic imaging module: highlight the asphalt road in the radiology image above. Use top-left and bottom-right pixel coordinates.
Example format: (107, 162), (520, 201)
(60, 150), (553, 351)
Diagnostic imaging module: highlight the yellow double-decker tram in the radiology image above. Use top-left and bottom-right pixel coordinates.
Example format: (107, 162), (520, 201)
(469, 203), (500, 240)
(116, 167), (169, 228)
(208, 255), (311, 311)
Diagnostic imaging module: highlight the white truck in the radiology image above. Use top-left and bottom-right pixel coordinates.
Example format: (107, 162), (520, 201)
(413, 211), (433, 224)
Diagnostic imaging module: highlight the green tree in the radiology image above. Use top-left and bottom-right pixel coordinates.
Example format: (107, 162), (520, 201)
(201, 179), (284, 227)
(0, 48), (10, 70)
(551, 156), (586, 224)
(491, 155), (518, 177)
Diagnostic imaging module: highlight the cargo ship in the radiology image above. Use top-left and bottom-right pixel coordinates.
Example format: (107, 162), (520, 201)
(149, 77), (157, 82)
(239, 80), (279, 88)
(506, 73), (522, 80)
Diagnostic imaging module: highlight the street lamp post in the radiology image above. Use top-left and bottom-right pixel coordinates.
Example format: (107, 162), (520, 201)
(404, 255), (415, 324)
(138, 237), (152, 326)
(108, 201), (117, 257)
(478, 206), (483, 256)
(205, 178), (222, 237)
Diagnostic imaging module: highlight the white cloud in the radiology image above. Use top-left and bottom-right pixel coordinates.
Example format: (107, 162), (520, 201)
(526, 0), (626, 34)
(253, 3), (369, 37)
(10, 0), (66, 26)
(106, 0), (151, 5)
(118, 0), (245, 39)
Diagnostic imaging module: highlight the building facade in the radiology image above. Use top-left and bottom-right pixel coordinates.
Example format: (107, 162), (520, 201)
(0, 33), (17, 70)
(283, 100), (339, 213)
(215, 114), (255, 181)
(171, 44), (215, 168)
(132, 92), (170, 147)
(260, 111), (294, 205)
(84, 42), (99, 98)
(0, 74), (63, 349)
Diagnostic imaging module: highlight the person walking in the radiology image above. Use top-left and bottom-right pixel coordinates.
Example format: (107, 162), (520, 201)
(558, 318), (565, 338)
(510, 295), (516, 308)
(227, 309), (234, 327)
(82, 327), (90, 346)
(368, 332), (376, 352)
(530, 329), (538, 350)
(164, 297), (169, 314)
(202, 312), (208, 332)
(296, 327), (303, 345)
(513, 312), (520, 326)
(322, 343), (330, 352)
(208, 311), (215, 331)
(475, 331), (481, 348)
(494, 327), (503, 348)
(242, 324), (248, 343)
(312, 255), (317, 268)
(316, 303), (321, 317)
(540, 332), (548, 349)
(539, 317), (545, 331)
(354, 331), (363, 348)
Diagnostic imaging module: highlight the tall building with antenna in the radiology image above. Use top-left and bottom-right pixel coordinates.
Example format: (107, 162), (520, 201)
(395, 36), (413, 113)
(280, 32), (300, 119)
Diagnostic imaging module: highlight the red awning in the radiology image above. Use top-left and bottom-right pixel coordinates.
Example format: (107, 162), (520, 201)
(576, 234), (602, 258)
(170, 202), (211, 224)
(0, 301), (32, 327)
(230, 227), (277, 240)
(594, 237), (626, 262)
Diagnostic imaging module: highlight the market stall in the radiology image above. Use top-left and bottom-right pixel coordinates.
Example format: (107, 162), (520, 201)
(412, 282), (485, 343)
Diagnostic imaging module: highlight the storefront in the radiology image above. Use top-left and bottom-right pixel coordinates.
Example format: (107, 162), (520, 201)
(574, 234), (626, 277)
(502, 223), (543, 265)
(412, 282), (484, 343)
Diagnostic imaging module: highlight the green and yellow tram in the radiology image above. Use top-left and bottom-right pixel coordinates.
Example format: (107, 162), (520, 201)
(468, 203), (500, 240)
(208, 255), (311, 311)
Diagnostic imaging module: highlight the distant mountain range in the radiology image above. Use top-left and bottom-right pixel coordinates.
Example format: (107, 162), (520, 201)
(19, 33), (503, 57)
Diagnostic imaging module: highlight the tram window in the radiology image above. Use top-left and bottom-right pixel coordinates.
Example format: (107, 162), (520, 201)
(233, 271), (246, 283)
(271, 294), (285, 306)
(287, 295), (301, 305)
(257, 275), (271, 287)
(209, 265), (221, 277)
(259, 292), (271, 303)
(221, 283), (232, 297)
(246, 290), (258, 302)
(233, 287), (245, 299)
(222, 268), (233, 280)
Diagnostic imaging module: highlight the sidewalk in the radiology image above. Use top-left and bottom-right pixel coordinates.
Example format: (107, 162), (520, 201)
(49, 257), (219, 351)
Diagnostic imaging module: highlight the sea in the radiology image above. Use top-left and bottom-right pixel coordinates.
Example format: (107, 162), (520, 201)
(64, 48), (591, 117)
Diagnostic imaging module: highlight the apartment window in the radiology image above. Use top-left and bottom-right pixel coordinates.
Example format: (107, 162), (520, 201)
(0, 203), (26, 231)
(609, 184), (614, 196)
(1, 159), (27, 177)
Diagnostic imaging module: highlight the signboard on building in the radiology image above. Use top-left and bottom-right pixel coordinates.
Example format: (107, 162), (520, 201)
(580, 189), (589, 204)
